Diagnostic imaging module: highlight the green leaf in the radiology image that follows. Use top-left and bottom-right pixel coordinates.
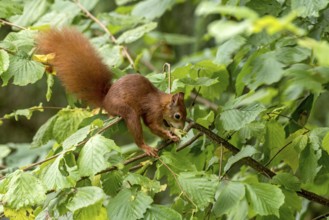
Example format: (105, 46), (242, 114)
(195, 61), (229, 100)
(124, 173), (165, 194)
(2, 30), (36, 53)
(264, 121), (285, 160)
(299, 38), (329, 66)
(0, 0), (23, 18)
(322, 131), (329, 154)
(275, 47), (310, 65)
(2, 54), (45, 86)
(116, 0), (138, 5)
(53, 109), (92, 143)
(239, 122), (265, 140)
(3, 103), (43, 121)
(224, 146), (258, 173)
(73, 201), (107, 220)
(145, 73), (167, 91)
(117, 22), (157, 44)
(3, 170), (46, 209)
(273, 129), (307, 172)
(98, 44), (123, 67)
(310, 127), (329, 150)
(235, 49), (266, 96)
(3, 143), (48, 169)
(246, 183), (285, 217)
(215, 36), (246, 65)
(196, 2), (258, 20)
(0, 50), (10, 74)
(73, 202), (107, 220)
(62, 125), (91, 150)
(179, 77), (218, 86)
(106, 188), (153, 220)
(66, 186), (105, 212)
(144, 205), (182, 220)
(0, 145), (11, 162)
(291, 0), (329, 17)
(196, 111), (215, 128)
(271, 173), (301, 191)
(78, 134), (121, 176)
(213, 181), (245, 216)
(132, 0), (176, 20)
(177, 172), (218, 210)
(283, 68), (322, 100)
(100, 12), (145, 34)
(220, 103), (266, 131)
(4, 207), (35, 220)
(246, 0), (281, 16)
(9, 0), (49, 27)
(39, 155), (76, 191)
(208, 20), (252, 42)
(33, 0), (80, 27)
(298, 145), (320, 183)
(244, 51), (285, 90)
(158, 152), (197, 174)
(31, 114), (58, 148)
(101, 171), (124, 197)
(149, 32), (196, 45)
(282, 190), (302, 212)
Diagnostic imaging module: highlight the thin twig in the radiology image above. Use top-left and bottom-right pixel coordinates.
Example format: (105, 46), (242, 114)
(74, 0), (135, 68)
(0, 19), (26, 30)
(157, 155), (198, 208)
(265, 129), (310, 167)
(190, 92), (218, 111)
(0, 106), (66, 121)
(312, 212), (329, 220)
(176, 132), (202, 152)
(190, 88), (201, 108)
(219, 144), (223, 178)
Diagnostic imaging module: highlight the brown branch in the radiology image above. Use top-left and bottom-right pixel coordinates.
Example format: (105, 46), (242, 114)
(96, 121), (195, 175)
(189, 120), (329, 207)
(74, 0), (135, 68)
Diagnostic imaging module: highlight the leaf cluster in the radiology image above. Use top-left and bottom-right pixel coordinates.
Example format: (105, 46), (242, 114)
(1, 0), (329, 219)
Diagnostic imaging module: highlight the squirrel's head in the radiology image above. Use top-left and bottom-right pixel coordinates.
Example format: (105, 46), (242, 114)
(163, 92), (186, 129)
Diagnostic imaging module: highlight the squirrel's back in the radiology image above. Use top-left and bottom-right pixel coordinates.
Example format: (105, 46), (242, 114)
(36, 28), (112, 107)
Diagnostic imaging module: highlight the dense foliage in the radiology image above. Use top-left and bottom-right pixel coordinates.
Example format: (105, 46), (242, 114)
(1, 0), (329, 219)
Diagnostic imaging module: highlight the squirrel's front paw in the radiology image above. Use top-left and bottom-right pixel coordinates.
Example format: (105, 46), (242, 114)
(141, 144), (158, 157)
(166, 131), (180, 142)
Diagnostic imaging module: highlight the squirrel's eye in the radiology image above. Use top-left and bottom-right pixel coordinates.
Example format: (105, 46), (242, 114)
(174, 113), (181, 120)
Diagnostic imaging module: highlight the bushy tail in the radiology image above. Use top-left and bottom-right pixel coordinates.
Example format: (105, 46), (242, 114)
(36, 28), (112, 107)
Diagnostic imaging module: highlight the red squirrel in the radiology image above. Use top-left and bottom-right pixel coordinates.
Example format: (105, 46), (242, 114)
(36, 28), (186, 156)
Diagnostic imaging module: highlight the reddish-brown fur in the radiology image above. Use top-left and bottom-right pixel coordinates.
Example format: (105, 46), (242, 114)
(36, 28), (111, 107)
(36, 28), (186, 156)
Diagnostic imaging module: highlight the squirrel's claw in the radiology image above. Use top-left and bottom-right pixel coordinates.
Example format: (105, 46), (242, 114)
(141, 144), (158, 157)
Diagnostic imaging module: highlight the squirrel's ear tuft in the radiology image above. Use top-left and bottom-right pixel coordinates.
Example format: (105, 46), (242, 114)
(171, 92), (185, 105)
